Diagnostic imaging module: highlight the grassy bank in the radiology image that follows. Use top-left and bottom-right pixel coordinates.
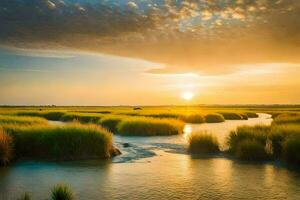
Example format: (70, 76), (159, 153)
(235, 139), (269, 161)
(16, 111), (65, 121)
(117, 117), (184, 136)
(218, 112), (244, 120)
(3, 123), (118, 161)
(179, 114), (205, 123)
(98, 115), (125, 133)
(272, 114), (300, 125)
(245, 112), (259, 118)
(0, 127), (13, 165)
(204, 114), (225, 123)
(0, 115), (48, 125)
(226, 123), (300, 163)
(188, 132), (220, 154)
(60, 113), (104, 123)
(227, 125), (270, 154)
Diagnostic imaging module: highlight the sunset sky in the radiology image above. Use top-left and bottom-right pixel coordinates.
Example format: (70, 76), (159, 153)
(0, 0), (300, 105)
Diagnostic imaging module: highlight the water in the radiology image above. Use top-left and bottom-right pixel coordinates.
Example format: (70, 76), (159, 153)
(1, 113), (300, 199)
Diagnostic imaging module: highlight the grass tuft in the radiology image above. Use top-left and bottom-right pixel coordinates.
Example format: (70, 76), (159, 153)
(245, 112), (259, 118)
(235, 139), (268, 161)
(0, 115), (48, 125)
(219, 112), (243, 120)
(268, 125), (300, 157)
(51, 184), (74, 200)
(17, 192), (31, 200)
(282, 135), (300, 164)
(16, 111), (65, 121)
(204, 114), (225, 123)
(227, 125), (270, 154)
(61, 113), (103, 123)
(188, 132), (220, 154)
(179, 114), (205, 123)
(0, 127), (13, 165)
(4, 123), (116, 160)
(273, 114), (300, 125)
(98, 116), (124, 133)
(117, 117), (184, 136)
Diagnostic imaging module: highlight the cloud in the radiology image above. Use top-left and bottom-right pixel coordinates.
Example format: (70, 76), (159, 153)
(0, 0), (300, 75)
(0, 46), (75, 59)
(127, 1), (138, 10)
(47, 0), (56, 10)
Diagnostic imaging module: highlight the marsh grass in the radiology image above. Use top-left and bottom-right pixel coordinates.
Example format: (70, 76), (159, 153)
(179, 114), (205, 123)
(4, 123), (116, 160)
(227, 124), (300, 163)
(146, 113), (206, 123)
(188, 132), (220, 154)
(0, 127), (13, 165)
(240, 113), (248, 120)
(145, 113), (181, 119)
(0, 115), (48, 125)
(61, 113), (103, 123)
(235, 139), (269, 161)
(204, 114), (225, 123)
(219, 112), (243, 120)
(269, 125), (300, 157)
(98, 115), (124, 133)
(227, 125), (270, 154)
(117, 117), (184, 136)
(17, 193), (31, 200)
(51, 184), (74, 200)
(273, 114), (300, 125)
(16, 111), (65, 121)
(245, 112), (259, 118)
(283, 135), (300, 164)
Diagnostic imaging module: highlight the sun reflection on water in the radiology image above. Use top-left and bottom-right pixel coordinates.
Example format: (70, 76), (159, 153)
(183, 124), (192, 142)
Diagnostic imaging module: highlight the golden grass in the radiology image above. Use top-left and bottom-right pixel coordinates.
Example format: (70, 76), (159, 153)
(117, 117), (184, 136)
(188, 132), (220, 154)
(3, 123), (117, 160)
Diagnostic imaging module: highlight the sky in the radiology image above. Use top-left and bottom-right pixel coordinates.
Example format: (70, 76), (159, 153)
(0, 0), (300, 105)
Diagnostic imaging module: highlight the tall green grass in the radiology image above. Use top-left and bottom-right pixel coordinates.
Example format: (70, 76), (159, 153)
(240, 113), (248, 120)
(269, 125), (300, 157)
(117, 117), (184, 136)
(227, 123), (300, 163)
(219, 112), (244, 120)
(4, 123), (117, 160)
(98, 115), (124, 133)
(227, 125), (270, 154)
(51, 184), (74, 200)
(16, 111), (65, 121)
(146, 113), (206, 123)
(61, 113), (103, 123)
(235, 139), (268, 161)
(0, 127), (13, 165)
(179, 114), (205, 123)
(204, 114), (225, 123)
(273, 114), (300, 125)
(245, 112), (259, 118)
(282, 135), (300, 164)
(0, 115), (48, 125)
(188, 132), (220, 154)
(17, 193), (31, 200)
(144, 113), (180, 119)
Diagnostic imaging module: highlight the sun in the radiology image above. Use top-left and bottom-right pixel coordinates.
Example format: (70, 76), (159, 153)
(181, 91), (194, 101)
